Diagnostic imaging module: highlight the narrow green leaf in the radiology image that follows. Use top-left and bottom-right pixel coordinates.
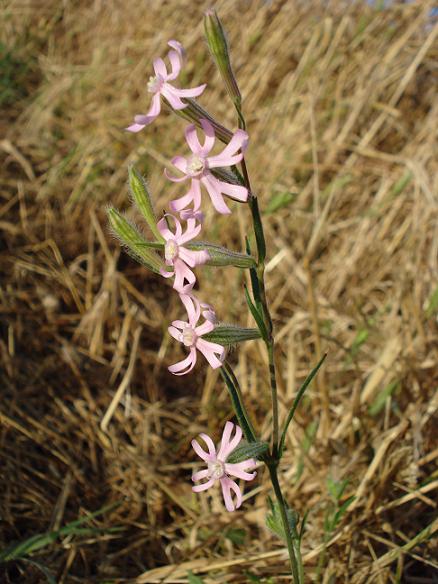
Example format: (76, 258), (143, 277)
(332, 496), (356, 529)
(203, 324), (261, 346)
(279, 354), (327, 457)
(368, 380), (400, 416)
(245, 237), (262, 305)
(327, 478), (349, 502)
(220, 365), (256, 443)
(128, 166), (163, 241)
(244, 284), (268, 341)
(226, 440), (269, 463)
(249, 196), (266, 264)
(0, 501), (121, 562)
(107, 207), (166, 274)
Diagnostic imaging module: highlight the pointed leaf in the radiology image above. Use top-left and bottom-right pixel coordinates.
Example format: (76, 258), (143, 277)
(220, 365), (256, 443)
(279, 354), (327, 457)
(244, 284), (268, 341)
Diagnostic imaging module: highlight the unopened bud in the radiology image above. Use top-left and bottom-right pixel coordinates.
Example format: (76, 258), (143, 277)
(128, 166), (163, 242)
(204, 9), (241, 105)
(107, 207), (165, 274)
(187, 242), (256, 268)
(203, 324), (261, 346)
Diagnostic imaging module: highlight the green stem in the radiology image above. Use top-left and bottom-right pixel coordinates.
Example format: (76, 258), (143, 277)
(268, 463), (302, 583)
(268, 342), (279, 455)
(236, 103), (304, 582)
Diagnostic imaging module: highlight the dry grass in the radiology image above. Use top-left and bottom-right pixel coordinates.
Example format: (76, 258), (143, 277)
(1, 0), (437, 582)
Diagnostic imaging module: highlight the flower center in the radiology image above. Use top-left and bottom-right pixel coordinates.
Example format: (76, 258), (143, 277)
(165, 239), (178, 262)
(186, 155), (205, 177)
(208, 460), (225, 480)
(180, 325), (197, 347)
(147, 75), (163, 93)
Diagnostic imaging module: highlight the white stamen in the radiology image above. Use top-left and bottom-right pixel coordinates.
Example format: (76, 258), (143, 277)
(165, 239), (178, 262)
(180, 325), (197, 347)
(208, 460), (225, 480)
(147, 75), (163, 93)
(186, 155), (205, 176)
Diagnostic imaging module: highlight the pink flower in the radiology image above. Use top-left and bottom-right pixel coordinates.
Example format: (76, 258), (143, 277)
(168, 294), (224, 375)
(158, 214), (210, 293)
(126, 40), (206, 132)
(166, 119), (249, 217)
(191, 422), (257, 512)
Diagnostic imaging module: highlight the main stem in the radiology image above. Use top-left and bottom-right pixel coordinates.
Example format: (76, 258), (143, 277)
(268, 463), (302, 583)
(240, 155), (302, 583)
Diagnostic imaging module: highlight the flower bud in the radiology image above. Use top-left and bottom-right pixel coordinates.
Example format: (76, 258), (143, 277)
(107, 207), (166, 274)
(128, 166), (163, 242)
(226, 440), (269, 463)
(203, 324), (261, 346)
(187, 242), (256, 268)
(204, 8), (241, 105)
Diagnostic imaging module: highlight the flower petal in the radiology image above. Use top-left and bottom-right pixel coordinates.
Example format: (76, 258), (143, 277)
(201, 175), (232, 214)
(207, 152), (243, 168)
(170, 190), (195, 214)
(220, 477), (242, 512)
(160, 267), (174, 279)
(125, 122), (147, 133)
(162, 85), (186, 110)
(191, 468), (209, 482)
(167, 49), (182, 81)
(199, 119), (216, 156)
(126, 94), (161, 132)
(173, 259), (196, 293)
(217, 129), (249, 159)
(224, 462), (257, 481)
(185, 124), (203, 155)
(192, 478), (215, 492)
(180, 293), (201, 326)
(194, 319), (214, 337)
(171, 84), (207, 98)
(217, 423), (242, 461)
(196, 338), (225, 369)
(168, 40), (185, 62)
(216, 180), (249, 202)
(178, 247), (209, 268)
(168, 324), (182, 341)
(198, 432), (217, 457)
(157, 217), (174, 241)
(168, 349), (196, 375)
(153, 57), (167, 78)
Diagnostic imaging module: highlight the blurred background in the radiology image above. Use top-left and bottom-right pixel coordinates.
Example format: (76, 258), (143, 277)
(1, 0), (437, 582)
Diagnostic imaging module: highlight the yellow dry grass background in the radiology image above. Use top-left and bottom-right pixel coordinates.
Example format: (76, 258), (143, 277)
(1, 0), (437, 582)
